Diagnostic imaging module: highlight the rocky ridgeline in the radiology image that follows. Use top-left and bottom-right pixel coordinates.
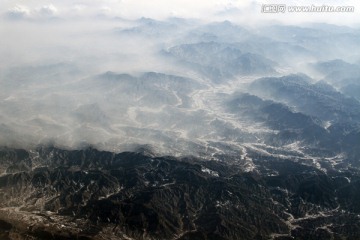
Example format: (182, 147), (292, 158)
(0, 146), (360, 239)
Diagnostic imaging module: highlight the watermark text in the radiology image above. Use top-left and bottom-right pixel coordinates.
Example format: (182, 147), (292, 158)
(261, 4), (355, 13)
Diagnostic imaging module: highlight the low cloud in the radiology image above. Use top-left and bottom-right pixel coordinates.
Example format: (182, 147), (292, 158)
(2, 1), (360, 25)
(5, 4), (58, 20)
(6, 5), (30, 19)
(37, 5), (58, 18)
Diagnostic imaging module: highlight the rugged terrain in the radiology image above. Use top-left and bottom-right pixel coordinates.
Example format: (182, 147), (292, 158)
(0, 146), (360, 240)
(1, 16), (360, 240)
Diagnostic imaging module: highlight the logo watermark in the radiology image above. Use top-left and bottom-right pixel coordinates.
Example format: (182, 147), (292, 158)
(261, 4), (355, 13)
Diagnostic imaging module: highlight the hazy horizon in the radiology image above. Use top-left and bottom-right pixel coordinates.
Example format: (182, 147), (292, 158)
(1, 0), (360, 158)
